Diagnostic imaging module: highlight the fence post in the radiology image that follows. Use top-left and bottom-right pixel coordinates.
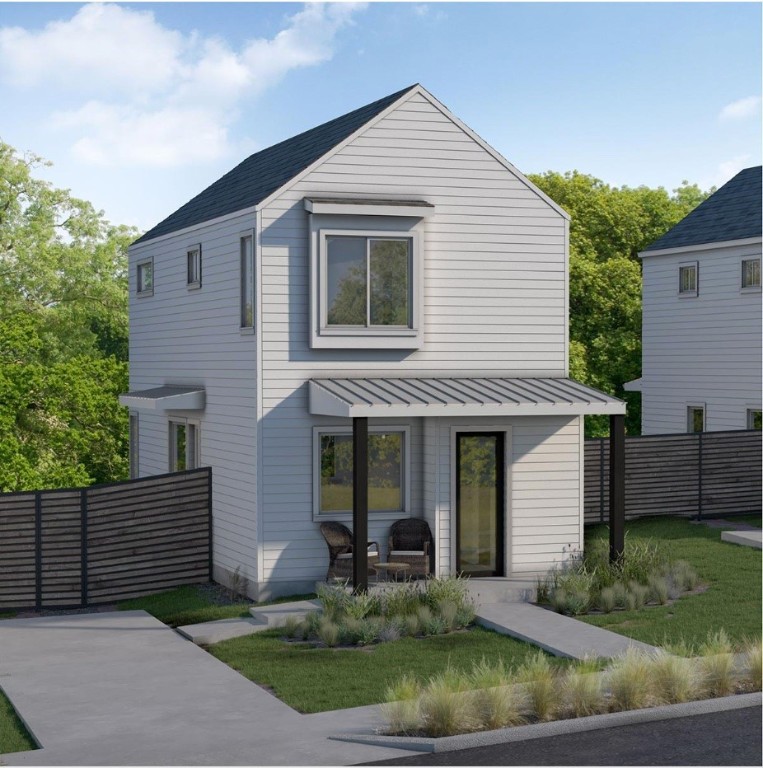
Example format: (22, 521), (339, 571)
(599, 438), (605, 523)
(697, 431), (703, 521)
(80, 488), (88, 607)
(207, 468), (213, 582)
(34, 492), (42, 610)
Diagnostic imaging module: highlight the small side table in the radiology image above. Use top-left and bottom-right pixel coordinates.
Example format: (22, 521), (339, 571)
(374, 561), (411, 582)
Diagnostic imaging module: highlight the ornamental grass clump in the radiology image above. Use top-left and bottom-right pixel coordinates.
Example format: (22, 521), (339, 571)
(742, 638), (762, 691)
(647, 575), (670, 605)
(317, 617), (340, 647)
(472, 684), (526, 731)
(597, 587), (616, 614)
(562, 667), (605, 718)
(402, 613), (420, 638)
(649, 651), (700, 704)
(698, 630), (736, 697)
(419, 673), (476, 737)
(606, 649), (653, 711)
(282, 615), (301, 639)
(382, 675), (422, 735)
(381, 583), (421, 617)
(516, 650), (558, 721)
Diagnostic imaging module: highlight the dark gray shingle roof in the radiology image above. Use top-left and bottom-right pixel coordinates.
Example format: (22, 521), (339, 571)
(134, 85), (418, 244)
(644, 166), (762, 252)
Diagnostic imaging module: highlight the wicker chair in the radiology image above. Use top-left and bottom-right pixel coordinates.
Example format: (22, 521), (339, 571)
(387, 518), (434, 578)
(319, 521), (379, 581)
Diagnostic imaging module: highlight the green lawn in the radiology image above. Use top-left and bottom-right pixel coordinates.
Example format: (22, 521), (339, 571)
(117, 584), (315, 628)
(731, 514), (762, 528)
(580, 517), (762, 647)
(0, 689), (36, 755)
(208, 626), (566, 713)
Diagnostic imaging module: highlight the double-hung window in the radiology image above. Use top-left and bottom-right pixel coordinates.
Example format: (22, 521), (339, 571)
(314, 427), (409, 519)
(679, 262), (698, 296)
(742, 258), (761, 290)
(187, 245), (201, 289)
(240, 233), (254, 330)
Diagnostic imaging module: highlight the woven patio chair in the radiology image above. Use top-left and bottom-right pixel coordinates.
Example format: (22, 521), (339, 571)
(387, 518), (434, 578)
(319, 521), (379, 581)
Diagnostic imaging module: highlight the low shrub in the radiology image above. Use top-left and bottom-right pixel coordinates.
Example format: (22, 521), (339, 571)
(379, 619), (402, 644)
(607, 648), (653, 711)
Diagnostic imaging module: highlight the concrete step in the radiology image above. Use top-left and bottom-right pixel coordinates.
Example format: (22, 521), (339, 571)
(176, 616), (269, 645)
(249, 599), (322, 627)
(721, 530), (762, 549)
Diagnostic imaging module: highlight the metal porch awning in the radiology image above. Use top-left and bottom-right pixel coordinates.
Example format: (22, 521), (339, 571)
(118, 386), (205, 412)
(309, 377), (625, 419)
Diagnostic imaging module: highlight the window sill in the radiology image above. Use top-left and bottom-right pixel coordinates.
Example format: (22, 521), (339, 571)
(239, 327), (255, 336)
(187, 282), (201, 291)
(678, 292), (698, 299)
(136, 290), (154, 298)
(313, 510), (411, 524)
(311, 330), (423, 349)
(740, 286), (761, 294)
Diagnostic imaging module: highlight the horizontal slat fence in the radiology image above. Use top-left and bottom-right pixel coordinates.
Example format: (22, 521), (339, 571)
(0, 468), (211, 611)
(585, 429), (761, 524)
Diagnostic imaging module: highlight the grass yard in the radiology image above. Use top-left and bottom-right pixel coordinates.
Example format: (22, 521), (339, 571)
(0, 689), (36, 754)
(732, 514), (762, 528)
(117, 584), (315, 628)
(580, 517), (762, 647)
(209, 626), (567, 713)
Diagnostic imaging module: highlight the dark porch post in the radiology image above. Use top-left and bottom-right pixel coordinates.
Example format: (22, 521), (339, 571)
(352, 416), (369, 593)
(609, 413), (626, 563)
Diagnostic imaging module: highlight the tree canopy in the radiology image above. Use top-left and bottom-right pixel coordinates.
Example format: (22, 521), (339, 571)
(0, 142), (136, 490)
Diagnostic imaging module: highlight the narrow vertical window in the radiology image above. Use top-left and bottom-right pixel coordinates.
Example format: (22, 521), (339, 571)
(679, 263), (698, 295)
(137, 259), (154, 296)
(240, 234), (254, 329)
(687, 406), (705, 433)
(742, 258), (760, 289)
(747, 409), (762, 430)
(129, 412), (139, 479)
(187, 245), (201, 288)
(170, 420), (199, 471)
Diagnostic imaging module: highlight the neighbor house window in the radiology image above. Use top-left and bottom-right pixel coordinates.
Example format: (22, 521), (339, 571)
(679, 263), (698, 296)
(240, 234), (254, 329)
(315, 428), (408, 517)
(169, 420), (199, 471)
(324, 235), (412, 328)
(137, 259), (153, 296)
(687, 406), (705, 433)
(747, 409), (762, 430)
(129, 412), (139, 479)
(187, 245), (201, 289)
(742, 258), (760, 289)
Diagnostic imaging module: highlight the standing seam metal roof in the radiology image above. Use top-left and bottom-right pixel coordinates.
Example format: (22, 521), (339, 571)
(134, 85), (418, 245)
(643, 166), (762, 252)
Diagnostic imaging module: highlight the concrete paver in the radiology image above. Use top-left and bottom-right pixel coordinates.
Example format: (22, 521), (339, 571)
(0, 611), (417, 766)
(176, 616), (269, 645)
(249, 598), (321, 626)
(720, 529), (762, 550)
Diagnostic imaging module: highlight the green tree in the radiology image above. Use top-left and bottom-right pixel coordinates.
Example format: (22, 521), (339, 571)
(0, 141), (136, 490)
(529, 171), (711, 436)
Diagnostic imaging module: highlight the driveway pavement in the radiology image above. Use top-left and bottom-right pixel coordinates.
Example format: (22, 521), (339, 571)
(0, 611), (418, 766)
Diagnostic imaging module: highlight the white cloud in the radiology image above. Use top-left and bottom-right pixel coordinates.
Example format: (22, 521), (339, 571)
(0, 3), (366, 168)
(718, 96), (761, 122)
(716, 154), (751, 185)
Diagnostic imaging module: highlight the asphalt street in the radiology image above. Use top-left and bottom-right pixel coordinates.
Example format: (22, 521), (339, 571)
(361, 705), (762, 766)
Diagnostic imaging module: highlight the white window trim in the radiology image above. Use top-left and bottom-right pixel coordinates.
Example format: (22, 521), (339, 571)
(168, 417), (201, 471)
(310, 225), (424, 349)
(686, 403), (705, 433)
(240, 230), (255, 332)
(187, 244), (202, 290)
(136, 257), (154, 297)
(741, 257), (761, 293)
(678, 261), (698, 297)
(129, 412), (139, 479)
(312, 424), (411, 522)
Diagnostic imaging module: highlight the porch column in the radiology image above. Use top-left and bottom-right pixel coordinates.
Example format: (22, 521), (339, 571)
(609, 413), (625, 563)
(352, 416), (369, 593)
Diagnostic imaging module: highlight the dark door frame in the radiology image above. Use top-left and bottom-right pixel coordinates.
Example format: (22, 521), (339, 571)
(455, 431), (505, 577)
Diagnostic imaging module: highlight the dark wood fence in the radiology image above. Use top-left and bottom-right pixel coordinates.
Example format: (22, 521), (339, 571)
(0, 468), (212, 611)
(584, 429), (761, 524)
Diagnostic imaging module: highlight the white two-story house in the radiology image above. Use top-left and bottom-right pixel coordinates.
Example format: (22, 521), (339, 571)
(626, 166), (762, 435)
(120, 84), (624, 599)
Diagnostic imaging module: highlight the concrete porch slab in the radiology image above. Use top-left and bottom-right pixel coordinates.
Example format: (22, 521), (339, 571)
(721, 530), (763, 549)
(176, 616), (268, 645)
(249, 599), (321, 626)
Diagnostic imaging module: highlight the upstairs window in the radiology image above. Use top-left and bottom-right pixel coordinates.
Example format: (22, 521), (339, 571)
(326, 235), (412, 328)
(187, 245), (201, 289)
(747, 409), (762, 430)
(687, 405), (705, 433)
(742, 258), (760, 290)
(137, 258), (154, 296)
(240, 233), (254, 329)
(679, 262), (698, 296)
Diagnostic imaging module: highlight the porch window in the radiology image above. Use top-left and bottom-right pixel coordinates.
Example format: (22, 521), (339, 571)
(315, 427), (408, 517)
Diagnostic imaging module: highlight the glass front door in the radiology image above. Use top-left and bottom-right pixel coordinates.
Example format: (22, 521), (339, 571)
(456, 432), (504, 577)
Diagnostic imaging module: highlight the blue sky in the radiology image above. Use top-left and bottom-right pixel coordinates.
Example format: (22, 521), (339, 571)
(0, 2), (760, 231)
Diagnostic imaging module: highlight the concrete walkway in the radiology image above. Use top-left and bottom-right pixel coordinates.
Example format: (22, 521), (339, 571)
(721, 529), (763, 550)
(0, 611), (419, 766)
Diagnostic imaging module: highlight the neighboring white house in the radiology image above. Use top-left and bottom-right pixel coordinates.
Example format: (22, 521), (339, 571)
(120, 84), (624, 599)
(625, 167), (762, 435)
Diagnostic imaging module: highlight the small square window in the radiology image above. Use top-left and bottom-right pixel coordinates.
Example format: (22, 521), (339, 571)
(137, 259), (153, 296)
(747, 409), (762, 430)
(679, 263), (698, 295)
(187, 245), (201, 288)
(687, 406), (705, 433)
(742, 258), (760, 289)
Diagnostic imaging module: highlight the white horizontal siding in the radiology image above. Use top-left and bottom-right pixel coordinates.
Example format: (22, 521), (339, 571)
(128, 210), (258, 583)
(640, 242), (762, 434)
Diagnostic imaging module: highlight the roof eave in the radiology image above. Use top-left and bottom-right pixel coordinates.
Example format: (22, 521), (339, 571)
(639, 235), (763, 258)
